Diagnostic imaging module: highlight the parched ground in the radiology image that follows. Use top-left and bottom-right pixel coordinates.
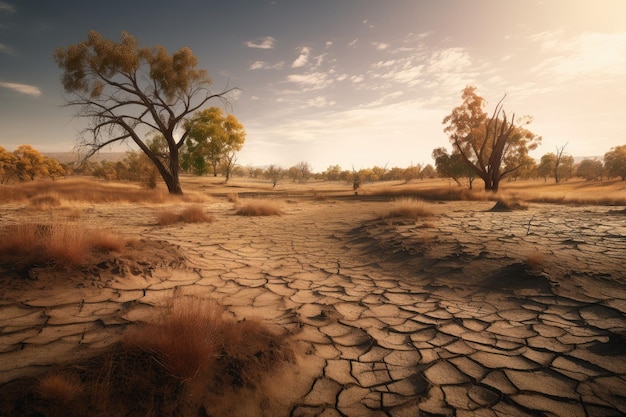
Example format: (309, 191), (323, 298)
(1, 196), (626, 416)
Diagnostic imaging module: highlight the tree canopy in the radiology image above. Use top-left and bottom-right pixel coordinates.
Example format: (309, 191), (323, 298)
(604, 145), (626, 180)
(182, 107), (246, 182)
(442, 86), (541, 192)
(54, 31), (235, 194)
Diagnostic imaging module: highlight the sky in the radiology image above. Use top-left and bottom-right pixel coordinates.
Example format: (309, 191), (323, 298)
(1, 0), (625, 171)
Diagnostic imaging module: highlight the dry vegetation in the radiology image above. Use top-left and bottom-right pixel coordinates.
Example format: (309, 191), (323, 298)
(0, 296), (295, 417)
(156, 205), (214, 225)
(381, 197), (436, 220)
(235, 198), (283, 216)
(0, 222), (126, 268)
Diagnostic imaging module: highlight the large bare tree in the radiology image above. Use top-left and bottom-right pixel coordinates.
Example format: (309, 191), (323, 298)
(443, 86), (541, 192)
(54, 31), (235, 194)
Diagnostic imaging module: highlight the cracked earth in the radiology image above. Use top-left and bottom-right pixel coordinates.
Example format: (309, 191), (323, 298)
(1, 198), (626, 416)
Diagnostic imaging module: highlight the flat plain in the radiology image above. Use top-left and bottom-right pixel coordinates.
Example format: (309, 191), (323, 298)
(1, 176), (626, 416)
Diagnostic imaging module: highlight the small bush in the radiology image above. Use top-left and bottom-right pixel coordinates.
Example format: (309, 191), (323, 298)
(382, 197), (434, 220)
(122, 297), (224, 381)
(235, 199), (283, 216)
(0, 222), (126, 268)
(489, 198), (528, 212)
(156, 205), (214, 225)
(180, 205), (213, 223)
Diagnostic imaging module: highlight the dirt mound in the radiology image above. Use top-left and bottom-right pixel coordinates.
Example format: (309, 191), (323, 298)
(0, 239), (187, 290)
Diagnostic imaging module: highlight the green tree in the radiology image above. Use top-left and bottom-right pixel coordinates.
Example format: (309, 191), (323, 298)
(442, 86), (541, 192)
(537, 153), (556, 182)
(432, 147), (475, 188)
(54, 31), (235, 195)
(183, 107), (246, 182)
(604, 145), (626, 180)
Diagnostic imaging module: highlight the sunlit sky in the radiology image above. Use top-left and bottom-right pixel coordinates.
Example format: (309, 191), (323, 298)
(1, 1), (625, 170)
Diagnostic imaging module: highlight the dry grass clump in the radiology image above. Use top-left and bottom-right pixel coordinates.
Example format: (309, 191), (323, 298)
(156, 205), (214, 225)
(235, 198), (283, 216)
(0, 222), (126, 268)
(38, 373), (84, 403)
(28, 193), (63, 209)
(382, 197), (435, 220)
(0, 178), (167, 204)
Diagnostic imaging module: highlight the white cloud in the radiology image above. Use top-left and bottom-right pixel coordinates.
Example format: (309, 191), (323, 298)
(0, 82), (42, 97)
(373, 42), (390, 51)
(292, 46), (311, 68)
(348, 39), (358, 47)
(286, 72), (332, 90)
(244, 36), (276, 49)
(306, 96), (336, 108)
(532, 31), (626, 78)
(426, 47), (472, 74)
(249, 60), (284, 70)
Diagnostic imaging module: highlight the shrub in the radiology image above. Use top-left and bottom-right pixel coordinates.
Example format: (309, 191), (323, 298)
(0, 222), (125, 268)
(180, 205), (213, 223)
(156, 205), (214, 225)
(382, 197), (434, 220)
(235, 199), (283, 216)
(122, 297), (224, 381)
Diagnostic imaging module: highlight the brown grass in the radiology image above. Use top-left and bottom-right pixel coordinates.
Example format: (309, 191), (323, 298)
(0, 222), (126, 268)
(156, 205), (214, 225)
(122, 297), (224, 381)
(235, 198), (283, 216)
(382, 197), (435, 220)
(0, 178), (167, 204)
(38, 373), (83, 403)
(28, 193), (62, 209)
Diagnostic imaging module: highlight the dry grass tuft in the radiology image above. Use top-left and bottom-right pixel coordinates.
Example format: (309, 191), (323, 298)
(382, 197), (435, 220)
(180, 205), (213, 223)
(122, 297), (224, 381)
(235, 198), (283, 216)
(28, 193), (63, 209)
(0, 222), (126, 268)
(38, 373), (83, 403)
(156, 205), (214, 225)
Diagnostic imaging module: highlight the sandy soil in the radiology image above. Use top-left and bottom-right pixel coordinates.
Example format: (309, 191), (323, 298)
(1, 195), (626, 416)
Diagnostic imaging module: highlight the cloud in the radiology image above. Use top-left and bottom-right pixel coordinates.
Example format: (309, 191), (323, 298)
(244, 36), (276, 49)
(0, 1), (15, 12)
(285, 72), (333, 91)
(373, 42), (390, 51)
(531, 31), (626, 78)
(249, 60), (284, 70)
(348, 39), (358, 47)
(306, 96), (336, 108)
(0, 82), (42, 97)
(292, 46), (311, 68)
